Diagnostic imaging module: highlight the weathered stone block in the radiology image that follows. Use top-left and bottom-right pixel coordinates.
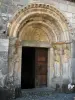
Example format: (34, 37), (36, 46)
(68, 5), (75, 13)
(59, 3), (68, 11)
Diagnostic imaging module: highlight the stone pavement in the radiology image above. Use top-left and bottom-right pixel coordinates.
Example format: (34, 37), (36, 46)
(14, 88), (75, 100)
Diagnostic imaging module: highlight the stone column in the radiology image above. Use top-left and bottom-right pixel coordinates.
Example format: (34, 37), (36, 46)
(48, 47), (55, 88)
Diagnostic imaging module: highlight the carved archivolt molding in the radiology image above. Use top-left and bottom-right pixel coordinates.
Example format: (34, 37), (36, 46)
(8, 3), (70, 43)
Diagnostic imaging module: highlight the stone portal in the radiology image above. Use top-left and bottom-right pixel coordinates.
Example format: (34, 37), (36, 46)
(8, 3), (71, 94)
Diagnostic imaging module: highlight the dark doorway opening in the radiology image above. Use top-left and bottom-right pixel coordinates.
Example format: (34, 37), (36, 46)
(21, 47), (48, 89)
(21, 47), (35, 89)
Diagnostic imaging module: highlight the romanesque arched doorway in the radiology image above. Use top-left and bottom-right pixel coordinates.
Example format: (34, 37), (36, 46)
(8, 4), (71, 89)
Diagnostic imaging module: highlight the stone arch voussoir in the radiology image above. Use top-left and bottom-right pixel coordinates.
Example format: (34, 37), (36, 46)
(8, 3), (70, 43)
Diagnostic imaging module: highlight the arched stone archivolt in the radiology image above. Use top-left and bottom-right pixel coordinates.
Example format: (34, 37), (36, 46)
(18, 21), (57, 43)
(8, 3), (70, 43)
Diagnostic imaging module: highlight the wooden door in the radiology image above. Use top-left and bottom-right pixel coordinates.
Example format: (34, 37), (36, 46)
(35, 48), (48, 88)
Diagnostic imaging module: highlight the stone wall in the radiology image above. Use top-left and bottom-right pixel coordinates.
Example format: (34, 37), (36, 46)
(0, 39), (9, 87)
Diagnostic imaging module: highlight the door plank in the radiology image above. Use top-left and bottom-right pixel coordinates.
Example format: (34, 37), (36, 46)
(35, 48), (48, 88)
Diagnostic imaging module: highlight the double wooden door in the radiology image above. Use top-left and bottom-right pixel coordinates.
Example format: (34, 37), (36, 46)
(21, 47), (48, 89)
(35, 48), (48, 88)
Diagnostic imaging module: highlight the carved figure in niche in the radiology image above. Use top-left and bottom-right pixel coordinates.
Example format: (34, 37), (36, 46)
(14, 39), (21, 84)
(62, 44), (71, 79)
(9, 39), (21, 85)
(54, 48), (61, 77)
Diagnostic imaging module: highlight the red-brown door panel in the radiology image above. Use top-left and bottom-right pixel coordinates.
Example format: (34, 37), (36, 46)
(35, 48), (48, 87)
